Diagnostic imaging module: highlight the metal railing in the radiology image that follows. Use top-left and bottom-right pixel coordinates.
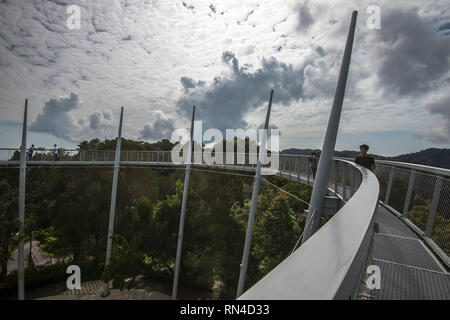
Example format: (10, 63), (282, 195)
(0, 148), (79, 161)
(372, 160), (450, 262)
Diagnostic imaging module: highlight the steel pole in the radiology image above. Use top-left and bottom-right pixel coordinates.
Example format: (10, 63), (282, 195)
(302, 11), (358, 244)
(102, 107), (124, 297)
(172, 106), (196, 300)
(18, 99), (28, 300)
(236, 89), (274, 298)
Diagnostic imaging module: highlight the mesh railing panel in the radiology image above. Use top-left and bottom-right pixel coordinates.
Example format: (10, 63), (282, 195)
(406, 171), (436, 231)
(385, 166), (411, 213)
(431, 178), (450, 256)
(374, 164), (390, 201)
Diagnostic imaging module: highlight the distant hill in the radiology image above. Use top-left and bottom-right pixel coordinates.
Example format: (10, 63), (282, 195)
(281, 148), (450, 169)
(387, 148), (450, 169)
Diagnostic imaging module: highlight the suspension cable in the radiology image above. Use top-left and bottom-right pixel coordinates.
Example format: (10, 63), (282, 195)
(290, 208), (316, 255)
(191, 168), (255, 178)
(261, 178), (310, 206)
(119, 169), (138, 204)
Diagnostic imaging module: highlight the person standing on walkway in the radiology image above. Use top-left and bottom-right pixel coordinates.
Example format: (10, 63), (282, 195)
(309, 151), (319, 178)
(53, 144), (59, 161)
(27, 144), (35, 161)
(355, 144), (376, 171)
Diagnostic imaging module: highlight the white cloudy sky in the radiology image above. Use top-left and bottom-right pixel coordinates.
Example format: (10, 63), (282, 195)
(0, 0), (449, 156)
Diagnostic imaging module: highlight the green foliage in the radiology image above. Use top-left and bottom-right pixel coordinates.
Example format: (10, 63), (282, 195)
(253, 191), (305, 277)
(407, 198), (450, 256)
(78, 138), (175, 151)
(0, 139), (314, 299)
(102, 234), (143, 290)
(0, 179), (20, 282)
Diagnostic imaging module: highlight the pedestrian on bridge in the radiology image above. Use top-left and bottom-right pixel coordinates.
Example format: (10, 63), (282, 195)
(309, 151), (320, 178)
(355, 144), (375, 171)
(27, 144), (35, 161)
(53, 144), (59, 161)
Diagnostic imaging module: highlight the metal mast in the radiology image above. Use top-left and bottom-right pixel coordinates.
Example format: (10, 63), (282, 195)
(102, 106), (124, 297)
(302, 11), (358, 244)
(172, 105), (196, 300)
(236, 89), (274, 298)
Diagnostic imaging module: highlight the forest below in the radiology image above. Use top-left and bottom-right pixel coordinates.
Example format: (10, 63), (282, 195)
(0, 138), (311, 299)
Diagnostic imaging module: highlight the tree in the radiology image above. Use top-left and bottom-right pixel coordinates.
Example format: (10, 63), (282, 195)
(252, 192), (301, 277)
(0, 180), (20, 282)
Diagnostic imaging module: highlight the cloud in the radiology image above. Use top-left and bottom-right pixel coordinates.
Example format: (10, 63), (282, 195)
(180, 77), (206, 93)
(87, 111), (113, 130)
(416, 93), (450, 143)
(372, 8), (450, 96)
(296, 1), (314, 32)
(176, 51), (307, 133)
(29, 92), (81, 142)
(29, 92), (115, 142)
(139, 111), (175, 141)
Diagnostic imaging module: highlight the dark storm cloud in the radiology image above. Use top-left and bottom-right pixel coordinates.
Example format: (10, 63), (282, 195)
(180, 77), (205, 93)
(438, 22), (450, 32)
(296, 1), (314, 32)
(29, 92), (114, 142)
(29, 92), (81, 142)
(374, 9), (450, 96)
(176, 51), (307, 132)
(425, 94), (450, 143)
(139, 114), (175, 141)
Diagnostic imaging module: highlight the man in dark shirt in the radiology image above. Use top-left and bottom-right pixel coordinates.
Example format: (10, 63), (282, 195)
(355, 144), (376, 171)
(309, 152), (318, 178)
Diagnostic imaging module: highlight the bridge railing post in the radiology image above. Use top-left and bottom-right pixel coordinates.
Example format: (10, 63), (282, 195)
(307, 161), (311, 186)
(384, 166), (394, 204)
(288, 157), (292, 178)
(402, 169), (416, 217)
(342, 163), (347, 201)
(334, 160), (338, 196)
(350, 166), (355, 196)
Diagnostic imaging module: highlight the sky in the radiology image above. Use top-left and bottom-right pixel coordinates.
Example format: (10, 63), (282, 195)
(0, 0), (449, 156)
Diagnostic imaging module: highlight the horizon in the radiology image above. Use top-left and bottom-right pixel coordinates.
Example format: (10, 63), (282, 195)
(0, 127), (447, 159)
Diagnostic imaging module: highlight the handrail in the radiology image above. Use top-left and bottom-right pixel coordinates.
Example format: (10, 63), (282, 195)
(3, 147), (447, 176)
(238, 160), (379, 300)
(333, 156), (450, 177)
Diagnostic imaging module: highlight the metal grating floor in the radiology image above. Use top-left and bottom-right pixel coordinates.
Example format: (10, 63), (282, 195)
(371, 259), (450, 299)
(358, 205), (450, 300)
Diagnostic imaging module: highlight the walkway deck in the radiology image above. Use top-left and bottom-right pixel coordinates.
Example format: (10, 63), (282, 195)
(358, 205), (450, 299)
